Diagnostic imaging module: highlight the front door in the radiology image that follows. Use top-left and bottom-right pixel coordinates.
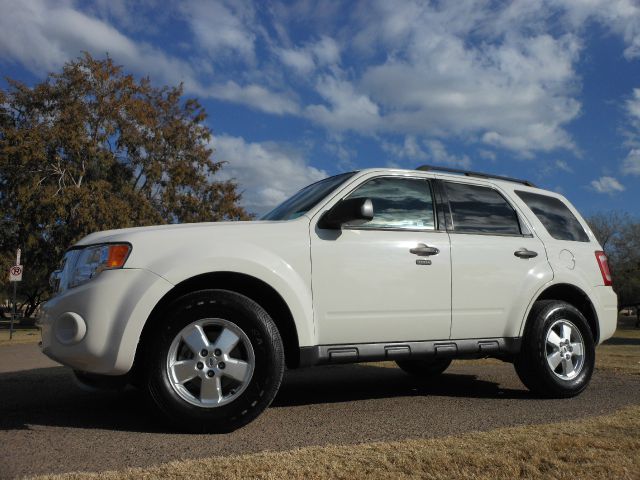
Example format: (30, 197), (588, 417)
(310, 175), (452, 345)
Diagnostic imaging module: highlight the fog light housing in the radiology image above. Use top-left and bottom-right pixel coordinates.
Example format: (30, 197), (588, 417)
(54, 312), (87, 345)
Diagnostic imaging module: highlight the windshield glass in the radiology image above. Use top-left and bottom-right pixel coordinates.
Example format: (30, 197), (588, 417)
(261, 172), (356, 220)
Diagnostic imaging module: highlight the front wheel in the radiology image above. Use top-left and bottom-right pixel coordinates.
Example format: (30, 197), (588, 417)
(145, 289), (285, 433)
(514, 300), (595, 398)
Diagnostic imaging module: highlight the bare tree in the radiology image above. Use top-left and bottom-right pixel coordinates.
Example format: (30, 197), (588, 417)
(587, 212), (640, 314)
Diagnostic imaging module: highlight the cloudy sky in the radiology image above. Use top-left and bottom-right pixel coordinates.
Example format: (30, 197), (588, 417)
(1, 0), (639, 216)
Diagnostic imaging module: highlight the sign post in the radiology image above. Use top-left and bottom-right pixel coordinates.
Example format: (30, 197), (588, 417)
(8, 249), (22, 340)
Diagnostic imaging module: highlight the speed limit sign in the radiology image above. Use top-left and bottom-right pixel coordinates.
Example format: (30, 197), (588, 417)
(9, 265), (23, 282)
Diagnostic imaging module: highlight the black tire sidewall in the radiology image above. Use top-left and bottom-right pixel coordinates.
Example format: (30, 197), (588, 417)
(146, 289), (284, 432)
(522, 301), (595, 396)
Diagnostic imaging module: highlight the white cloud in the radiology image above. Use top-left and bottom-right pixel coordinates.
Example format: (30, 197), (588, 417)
(555, 159), (573, 172)
(324, 139), (356, 167)
(0, 0), (196, 87)
(382, 136), (428, 161)
(479, 150), (497, 162)
(622, 149), (640, 175)
(627, 88), (640, 121)
(202, 81), (299, 115)
(3, 0), (640, 166)
(277, 48), (315, 74)
(0, 0), (300, 117)
(556, 0), (640, 59)
(380, 137), (471, 168)
(424, 140), (471, 169)
(276, 36), (340, 75)
(305, 75), (381, 131)
(212, 134), (326, 214)
(621, 88), (640, 176)
(181, 0), (256, 62)
(311, 36), (340, 66)
(352, 6), (582, 154)
(590, 176), (625, 194)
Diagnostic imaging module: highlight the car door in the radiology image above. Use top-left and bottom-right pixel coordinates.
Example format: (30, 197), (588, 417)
(442, 180), (554, 340)
(310, 174), (452, 345)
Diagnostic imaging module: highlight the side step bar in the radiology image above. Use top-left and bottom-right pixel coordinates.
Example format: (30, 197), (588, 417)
(298, 338), (521, 367)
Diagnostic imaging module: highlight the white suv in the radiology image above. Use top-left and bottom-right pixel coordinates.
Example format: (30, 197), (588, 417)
(40, 166), (618, 432)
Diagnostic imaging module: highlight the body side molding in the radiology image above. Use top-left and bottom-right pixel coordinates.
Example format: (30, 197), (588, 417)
(298, 337), (522, 367)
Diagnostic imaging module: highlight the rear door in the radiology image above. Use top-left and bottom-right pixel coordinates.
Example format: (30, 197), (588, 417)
(442, 180), (554, 339)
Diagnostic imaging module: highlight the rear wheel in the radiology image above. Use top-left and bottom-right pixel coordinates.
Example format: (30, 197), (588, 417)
(396, 357), (452, 377)
(145, 289), (284, 432)
(515, 300), (595, 398)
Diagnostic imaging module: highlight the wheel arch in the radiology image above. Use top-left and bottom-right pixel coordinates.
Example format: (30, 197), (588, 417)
(524, 283), (600, 344)
(133, 272), (302, 374)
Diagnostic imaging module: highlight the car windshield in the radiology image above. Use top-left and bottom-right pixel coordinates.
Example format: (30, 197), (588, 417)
(261, 172), (356, 221)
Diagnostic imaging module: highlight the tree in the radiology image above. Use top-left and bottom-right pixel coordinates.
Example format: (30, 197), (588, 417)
(0, 53), (250, 316)
(587, 212), (640, 308)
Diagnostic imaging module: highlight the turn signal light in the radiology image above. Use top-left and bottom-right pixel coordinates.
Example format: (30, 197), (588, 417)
(106, 244), (131, 268)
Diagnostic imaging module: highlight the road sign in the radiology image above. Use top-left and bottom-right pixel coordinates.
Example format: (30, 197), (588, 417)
(9, 265), (23, 282)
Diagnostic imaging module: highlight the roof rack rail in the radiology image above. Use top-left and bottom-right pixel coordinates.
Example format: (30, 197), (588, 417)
(416, 164), (536, 187)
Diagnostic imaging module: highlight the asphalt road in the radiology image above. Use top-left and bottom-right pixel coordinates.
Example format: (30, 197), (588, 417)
(1, 344), (639, 479)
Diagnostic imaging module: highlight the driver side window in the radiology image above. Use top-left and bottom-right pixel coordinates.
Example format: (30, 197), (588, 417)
(344, 177), (435, 230)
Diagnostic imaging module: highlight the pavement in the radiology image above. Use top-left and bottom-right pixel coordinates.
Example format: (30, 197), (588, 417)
(1, 344), (639, 479)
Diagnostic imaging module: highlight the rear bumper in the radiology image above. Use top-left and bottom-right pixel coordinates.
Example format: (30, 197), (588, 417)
(38, 268), (173, 375)
(592, 285), (617, 344)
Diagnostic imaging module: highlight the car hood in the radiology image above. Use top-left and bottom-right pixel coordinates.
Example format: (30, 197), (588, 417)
(75, 219), (301, 247)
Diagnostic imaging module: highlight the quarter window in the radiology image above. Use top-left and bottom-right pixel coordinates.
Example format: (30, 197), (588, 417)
(345, 177), (435, 230)
(444, 182), (522, 235)
(515, 191), (589, 242)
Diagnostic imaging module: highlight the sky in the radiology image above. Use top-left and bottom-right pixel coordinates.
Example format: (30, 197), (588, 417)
(1, 0), (639, 217)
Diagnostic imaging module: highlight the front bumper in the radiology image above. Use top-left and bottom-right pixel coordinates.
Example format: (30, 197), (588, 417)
(39, 268), (173, 375)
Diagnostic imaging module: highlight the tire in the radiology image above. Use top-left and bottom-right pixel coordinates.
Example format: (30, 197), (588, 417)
(514, 300), (595, 398)
(144, 289), (285, 433)
(396, 357), (452, 377)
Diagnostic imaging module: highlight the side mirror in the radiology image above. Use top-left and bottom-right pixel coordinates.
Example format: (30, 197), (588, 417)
(318, 197), (374, 229)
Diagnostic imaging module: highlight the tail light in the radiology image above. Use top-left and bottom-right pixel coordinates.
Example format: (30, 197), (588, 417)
(595, 251), (612, 286)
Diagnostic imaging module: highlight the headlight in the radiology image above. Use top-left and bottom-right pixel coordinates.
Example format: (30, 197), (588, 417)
(67, 243), (131, 289)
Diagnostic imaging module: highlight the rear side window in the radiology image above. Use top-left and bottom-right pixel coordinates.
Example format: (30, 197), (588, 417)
(444, 182), (522, 235)
(515, 191), (589, 242)
(345, 177), (435, 230)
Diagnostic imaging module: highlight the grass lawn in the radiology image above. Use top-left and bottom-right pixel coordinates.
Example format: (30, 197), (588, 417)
(0, 325), (40, 346)
(33, 405), (640, 480)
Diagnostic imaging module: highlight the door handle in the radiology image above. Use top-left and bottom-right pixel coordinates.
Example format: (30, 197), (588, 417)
(410, 244), (440, 256)
(514, 248), (538, 259)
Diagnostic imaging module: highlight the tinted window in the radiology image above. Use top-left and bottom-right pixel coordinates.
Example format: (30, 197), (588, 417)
(445, 182), (521, 235)
(345, 177), (435, 230)
(515, 191), (589, 242)
(262, 172), (355, 220)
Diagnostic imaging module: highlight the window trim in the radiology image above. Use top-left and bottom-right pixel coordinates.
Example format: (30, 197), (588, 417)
(439, 179), (534, 238)
(336, 175), (443, 233)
